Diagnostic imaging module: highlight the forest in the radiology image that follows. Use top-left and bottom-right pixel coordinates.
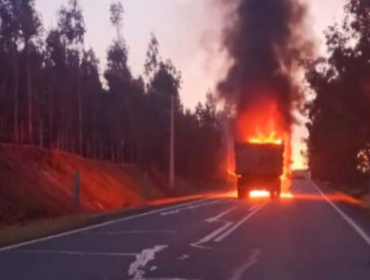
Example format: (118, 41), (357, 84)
(0, 0), (227, 185)
(306, 0), (370, 189)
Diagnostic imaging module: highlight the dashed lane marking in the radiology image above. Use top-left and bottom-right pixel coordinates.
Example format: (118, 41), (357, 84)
(9, 250), (137, 257)
(205, 206), (238, 223)
(160, 199), (227, 216)
(228, 249), (261, 280)
(83, 230), (177, 235)
(214, 202), (267, 242)
(0, 199), (206, 252)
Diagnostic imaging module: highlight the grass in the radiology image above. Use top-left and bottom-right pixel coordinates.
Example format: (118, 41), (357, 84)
(0, 191), (229, 250)
(319, 180), (370, 209)
(0, 212), (104, 249)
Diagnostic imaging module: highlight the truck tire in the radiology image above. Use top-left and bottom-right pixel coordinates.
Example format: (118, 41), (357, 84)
(237, 189), (244, 199)
(276, 188), (281, 199)
(270, 189), (280, 199)
(269, 190), (275, 199)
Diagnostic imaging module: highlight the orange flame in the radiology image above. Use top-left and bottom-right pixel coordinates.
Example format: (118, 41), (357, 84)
(249, 190), (294, 199)
(249, 190), (270, 198)
(248, 131), (283, 145)
(228, 168), (238, 178)
(237, 97), (292, 195)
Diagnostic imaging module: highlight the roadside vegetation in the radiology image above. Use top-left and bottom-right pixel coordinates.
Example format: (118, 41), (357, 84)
(306, 0), (370, 195)
(0, 0), (228, 187)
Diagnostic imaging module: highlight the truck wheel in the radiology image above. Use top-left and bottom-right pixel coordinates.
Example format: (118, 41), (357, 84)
(269, 190), (275, 199)
(237, 189), (244, 199)
(270, 190), (279, 199)
(276, 189), (281, 199)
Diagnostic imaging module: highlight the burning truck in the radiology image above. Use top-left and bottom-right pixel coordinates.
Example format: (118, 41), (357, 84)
(235, 141), (284, 199)
(217, 0), (313, 199)
(231, 101), (292, 199)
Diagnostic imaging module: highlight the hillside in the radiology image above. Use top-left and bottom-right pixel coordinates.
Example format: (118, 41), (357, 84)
(0, 144), (202, 226)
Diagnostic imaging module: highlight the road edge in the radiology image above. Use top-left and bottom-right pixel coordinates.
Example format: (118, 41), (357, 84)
(311, 181), (370, 247)
(0, 198), (206, 252)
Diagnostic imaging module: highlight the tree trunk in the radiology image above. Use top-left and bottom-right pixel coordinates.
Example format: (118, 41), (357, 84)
(121, 139), (126, 162)
(39, 119), (43, 148)
(100, 139), (104, 160)
(20, 121), (24, 143)
(49, 85), (53, 148)
(61, 129), (65, 151)
(57, 130), (61, 150)
(66, 129), (69, 152)
(12, 42), (19, 143)
(98, 139), (102, 159)
(72, 135), (76, 154)
(0, 117), (3, 142)
(92, 98), (97, 158)
(25, 40), (33, 143)
(78, 67), (82, 155)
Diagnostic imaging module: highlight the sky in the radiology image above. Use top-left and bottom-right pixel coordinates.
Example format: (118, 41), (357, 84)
(35, 0), (345, 170)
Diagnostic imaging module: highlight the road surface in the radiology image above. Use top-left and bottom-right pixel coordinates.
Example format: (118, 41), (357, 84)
(1, 180), (370, 280)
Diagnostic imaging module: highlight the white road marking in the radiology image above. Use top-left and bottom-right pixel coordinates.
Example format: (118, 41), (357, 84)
(191, 205), (241, 249)
(215, 203), (267, 242)
(193, 221), (234, 248)
(248, 204), (259, 212)
(128, 245), (167, 280)
(0, 199), (205, 252)
(311, 181), (370, 247)
(190, 242), (212, 250)
(160, 199), (225, 216)
(178, 254), (189, 261)
(146, 278), (201, 280)
(228, 249), (261, 280)
(205, 206), (237, 223)
(187, 199), (228, 209)
(84, 230), (177, 235)
(11, 250), (136, 257)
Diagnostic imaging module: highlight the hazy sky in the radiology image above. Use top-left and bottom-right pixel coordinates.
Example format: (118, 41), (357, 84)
(35, 0), (345, 169)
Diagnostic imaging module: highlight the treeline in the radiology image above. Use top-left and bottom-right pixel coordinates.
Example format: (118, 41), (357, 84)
(0, 0), (227, 183)
(306, 0), (370, 188)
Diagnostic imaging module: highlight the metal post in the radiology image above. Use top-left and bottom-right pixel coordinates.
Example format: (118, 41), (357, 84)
(169, 94), (175, 191)
(368, 173), (370, 207)
(74, 171), (80, 212)
(0, 117), (3, 142)
(143, 171), (148, 206)
(39, 120), (43, 148)
(20, 121), (24, 143)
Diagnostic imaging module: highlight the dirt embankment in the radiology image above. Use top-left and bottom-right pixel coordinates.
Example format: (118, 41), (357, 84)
(0, 144), (204, 226)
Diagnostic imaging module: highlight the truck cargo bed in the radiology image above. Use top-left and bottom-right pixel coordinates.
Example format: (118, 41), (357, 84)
(235, 143), (284, 175)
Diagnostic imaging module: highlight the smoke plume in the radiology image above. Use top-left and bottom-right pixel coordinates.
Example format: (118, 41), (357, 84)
(217, 0), (314, 137)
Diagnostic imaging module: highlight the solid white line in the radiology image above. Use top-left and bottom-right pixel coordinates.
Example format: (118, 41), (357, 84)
(160, 199), (224, 216)
(195, 222), (234, 245)
(311, 181), (370, 247)
(215, 203), (267, 242)
(190, 242), (212, 250)
(191, 205), (240, 249)
(160, 200), (214, 216)
(84, 230), (177, 235)
(248, 204), (259, 212)
(205, 206), (238, 223)
(0, 199), (205, 252)
(188, 199), (225, 209)
(12, 250), (137, 257)
(147, 278), (202, 280)
(228, 249), (261, 280)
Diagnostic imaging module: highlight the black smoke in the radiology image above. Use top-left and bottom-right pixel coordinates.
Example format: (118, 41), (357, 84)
(217, 0), (313, 131)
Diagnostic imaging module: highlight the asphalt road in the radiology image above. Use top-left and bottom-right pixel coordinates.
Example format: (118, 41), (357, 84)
(1, 180), (370, 280)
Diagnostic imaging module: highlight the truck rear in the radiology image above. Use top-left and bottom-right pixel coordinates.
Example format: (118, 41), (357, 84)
(235, 142), (284, 199)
